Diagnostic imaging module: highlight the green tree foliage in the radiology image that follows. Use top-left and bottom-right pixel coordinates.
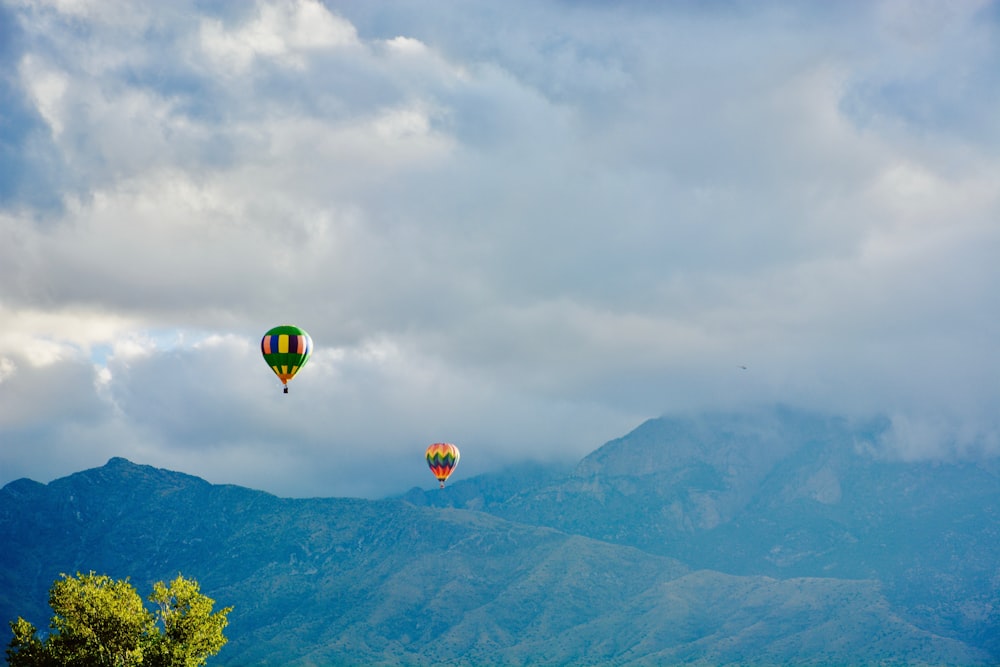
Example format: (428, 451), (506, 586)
(6, 572), (232, 667)
(145, 576), (231, 667)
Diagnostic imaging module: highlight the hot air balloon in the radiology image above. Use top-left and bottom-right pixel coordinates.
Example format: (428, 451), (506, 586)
(261, 325), (312, 393)
(426, 442), (460, 488)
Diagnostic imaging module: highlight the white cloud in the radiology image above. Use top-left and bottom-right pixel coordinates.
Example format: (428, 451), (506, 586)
(19, 56), (69, 138)
(198, 0), (359, 71)
(0, 358), (16, 384)
(2, 0), (1000, 496)
(384, 36), (428, 57)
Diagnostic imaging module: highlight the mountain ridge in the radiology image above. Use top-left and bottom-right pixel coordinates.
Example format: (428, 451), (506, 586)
(3, 407), (998, 665)
(402, 407), (1000, 658)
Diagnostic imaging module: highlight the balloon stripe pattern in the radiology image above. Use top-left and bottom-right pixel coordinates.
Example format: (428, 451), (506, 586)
(426, 442), (460, 488)
(261, 325), (312, 392)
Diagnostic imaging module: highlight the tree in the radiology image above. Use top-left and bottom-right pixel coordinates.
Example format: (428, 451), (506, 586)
(6, 572), (232, 667)
(145, 576), (231, 667)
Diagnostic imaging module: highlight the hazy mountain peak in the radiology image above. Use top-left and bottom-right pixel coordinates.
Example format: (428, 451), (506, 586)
(573, 406), (883, 480)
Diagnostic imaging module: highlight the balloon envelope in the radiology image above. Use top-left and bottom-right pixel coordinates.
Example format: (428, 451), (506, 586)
(261, 325), (312, 392)
(426, 442), (460, 488)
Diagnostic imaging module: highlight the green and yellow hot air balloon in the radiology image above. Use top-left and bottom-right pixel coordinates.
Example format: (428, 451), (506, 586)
(261, 325), (312, 393)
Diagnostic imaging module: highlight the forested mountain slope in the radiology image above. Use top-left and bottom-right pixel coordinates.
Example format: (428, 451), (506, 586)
(403, 407), (1000, 658)
(3, 408), (997, 664)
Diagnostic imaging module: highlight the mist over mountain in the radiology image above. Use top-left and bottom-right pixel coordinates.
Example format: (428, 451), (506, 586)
(3, 407), (998, 665)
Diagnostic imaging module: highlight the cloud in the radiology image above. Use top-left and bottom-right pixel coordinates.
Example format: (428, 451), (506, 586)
(198, 0), (360, 72)
(2, 0), (1000, 496)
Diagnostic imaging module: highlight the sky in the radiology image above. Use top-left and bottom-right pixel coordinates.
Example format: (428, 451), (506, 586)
(1, 0), (999, 499)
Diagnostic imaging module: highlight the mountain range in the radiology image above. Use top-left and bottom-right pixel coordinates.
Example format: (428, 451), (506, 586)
(2, 406), (998, 665)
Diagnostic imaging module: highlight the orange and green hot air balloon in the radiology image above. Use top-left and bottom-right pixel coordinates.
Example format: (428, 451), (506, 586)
(261, 325), (312, 393)
(426, 442), (460, 489)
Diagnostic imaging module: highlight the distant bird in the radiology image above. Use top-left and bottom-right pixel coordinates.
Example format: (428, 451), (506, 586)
(739, 365), (748, 370)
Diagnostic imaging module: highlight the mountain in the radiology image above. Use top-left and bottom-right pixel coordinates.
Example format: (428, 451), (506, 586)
(2, 407), (998, 665)
(403, 407), (1000, 659)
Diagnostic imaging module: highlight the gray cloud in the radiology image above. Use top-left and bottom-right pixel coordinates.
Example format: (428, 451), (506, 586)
(1, 0), (999, 497)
